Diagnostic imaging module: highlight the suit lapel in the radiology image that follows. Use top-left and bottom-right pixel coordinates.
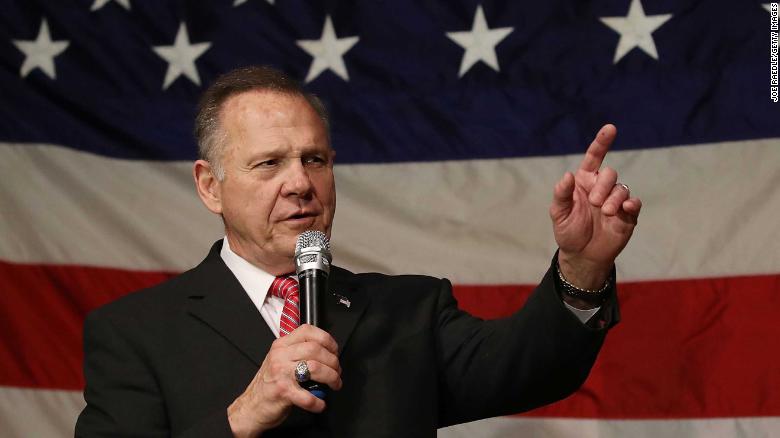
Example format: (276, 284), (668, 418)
(182, 243), (369, 364)
(322, 267), (368, 356)
(181, 247), (370, 431)
(184, 242), (275, 366)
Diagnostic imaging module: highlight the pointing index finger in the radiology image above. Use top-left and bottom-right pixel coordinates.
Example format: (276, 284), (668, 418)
(579, 124), (617, 173)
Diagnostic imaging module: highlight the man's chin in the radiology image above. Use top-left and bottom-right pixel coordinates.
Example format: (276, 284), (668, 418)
(277, 222), (323, 251)
(276, 217), (333, 250)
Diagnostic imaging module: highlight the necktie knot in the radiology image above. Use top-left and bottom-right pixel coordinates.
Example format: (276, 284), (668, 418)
(270, 276), (299, 300)
(270, 276), (300, 337)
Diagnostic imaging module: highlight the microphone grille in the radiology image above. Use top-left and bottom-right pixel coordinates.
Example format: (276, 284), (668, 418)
(295, 230), (331, 254)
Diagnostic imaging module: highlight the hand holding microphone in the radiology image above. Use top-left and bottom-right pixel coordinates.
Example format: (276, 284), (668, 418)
(227, 231), (337, 435)
(294, 230), (332, 400)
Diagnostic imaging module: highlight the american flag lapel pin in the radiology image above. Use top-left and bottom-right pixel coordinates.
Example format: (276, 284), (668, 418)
(333, 293), (351, 308)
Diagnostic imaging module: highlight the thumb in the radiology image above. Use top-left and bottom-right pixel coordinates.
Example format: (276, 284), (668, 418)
(549, 172), (575, 223)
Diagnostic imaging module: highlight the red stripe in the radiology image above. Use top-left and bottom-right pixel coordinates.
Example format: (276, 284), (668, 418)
(0, 260), (175, 390)
(279, 320), (297, 333)
(280, 313), (299, 326)
(282, 281), (298, 297)
(1, 260), (778, 418)
(286, 300), (300, 317)
(453, 274), (780, 419)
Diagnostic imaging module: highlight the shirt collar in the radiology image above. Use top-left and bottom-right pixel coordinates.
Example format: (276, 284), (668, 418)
(220, 237), (277, 310)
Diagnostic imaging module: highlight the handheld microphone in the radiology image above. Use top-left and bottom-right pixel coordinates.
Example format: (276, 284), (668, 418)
(294, 230), (331, 400)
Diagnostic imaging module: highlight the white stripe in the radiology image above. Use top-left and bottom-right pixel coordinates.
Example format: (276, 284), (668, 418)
(0, 387), (84, 438)
(0, 143), (223, 272)
(285, 298), (300, 314)
(281, 281), (297, 297)
(0, 387), (777, 438)
(438, 416), (780, 438)
(281, 312), (298, 325)
(1, 140), (778, 283)
(333, 138), (780, 283)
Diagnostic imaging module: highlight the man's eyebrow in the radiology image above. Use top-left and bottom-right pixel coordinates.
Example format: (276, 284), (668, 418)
(244, 144), (328, 161)
(299, 144), (331, 154)
(244, 144), (287, 158)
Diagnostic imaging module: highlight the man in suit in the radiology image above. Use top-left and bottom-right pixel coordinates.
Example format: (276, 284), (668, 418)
(76, 66), (641, 437)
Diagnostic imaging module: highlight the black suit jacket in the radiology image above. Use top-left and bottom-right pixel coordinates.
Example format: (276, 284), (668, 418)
(76, 241), (618, 437)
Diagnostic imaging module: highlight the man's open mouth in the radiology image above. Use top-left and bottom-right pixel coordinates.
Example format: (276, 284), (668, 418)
(286, 211), (317, 220)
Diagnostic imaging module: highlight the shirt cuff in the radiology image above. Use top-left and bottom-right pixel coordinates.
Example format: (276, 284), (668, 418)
(563, 301), (600, 324)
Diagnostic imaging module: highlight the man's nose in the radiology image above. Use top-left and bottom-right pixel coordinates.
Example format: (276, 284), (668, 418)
(280, 160), (313, 198)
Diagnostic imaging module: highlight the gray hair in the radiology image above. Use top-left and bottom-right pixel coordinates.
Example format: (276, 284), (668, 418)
(194, 66), (330, 180)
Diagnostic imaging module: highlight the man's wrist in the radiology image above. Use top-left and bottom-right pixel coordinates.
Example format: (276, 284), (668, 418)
(228, 398), (261, 438)
(557, 252), (611, 291)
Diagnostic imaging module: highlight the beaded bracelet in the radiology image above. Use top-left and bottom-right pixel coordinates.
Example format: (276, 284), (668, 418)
(555, 262), (610, 305)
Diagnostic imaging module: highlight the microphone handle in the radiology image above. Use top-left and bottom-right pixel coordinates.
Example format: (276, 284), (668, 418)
(297, 269), (329, 400)
(298, 269), (326, 327)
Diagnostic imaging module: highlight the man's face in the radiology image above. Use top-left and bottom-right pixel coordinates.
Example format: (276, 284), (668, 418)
(215, 90), (335, 273)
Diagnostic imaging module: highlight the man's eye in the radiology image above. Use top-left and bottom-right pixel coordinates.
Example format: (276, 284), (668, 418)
(254, 159), (278, 168)
(303, 156), (326, 165)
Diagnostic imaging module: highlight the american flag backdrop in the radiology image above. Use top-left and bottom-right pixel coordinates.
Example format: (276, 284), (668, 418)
(1, 0), (779, 436)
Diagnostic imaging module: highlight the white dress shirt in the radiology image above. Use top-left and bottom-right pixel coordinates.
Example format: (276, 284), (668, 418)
(220, 238), (287, 338)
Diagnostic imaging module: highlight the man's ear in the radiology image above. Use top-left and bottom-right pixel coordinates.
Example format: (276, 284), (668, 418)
(193, 159), (223, 215)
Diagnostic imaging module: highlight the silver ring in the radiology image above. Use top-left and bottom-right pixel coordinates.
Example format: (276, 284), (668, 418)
(616, 183), (630, 194)
(294, 361), (311, 383)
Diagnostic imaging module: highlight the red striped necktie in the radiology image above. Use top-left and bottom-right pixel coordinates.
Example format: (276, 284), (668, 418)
(270, 276), (300, 337)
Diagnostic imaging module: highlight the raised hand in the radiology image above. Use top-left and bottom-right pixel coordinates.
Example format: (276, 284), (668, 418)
(549, 124), (642, 290)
